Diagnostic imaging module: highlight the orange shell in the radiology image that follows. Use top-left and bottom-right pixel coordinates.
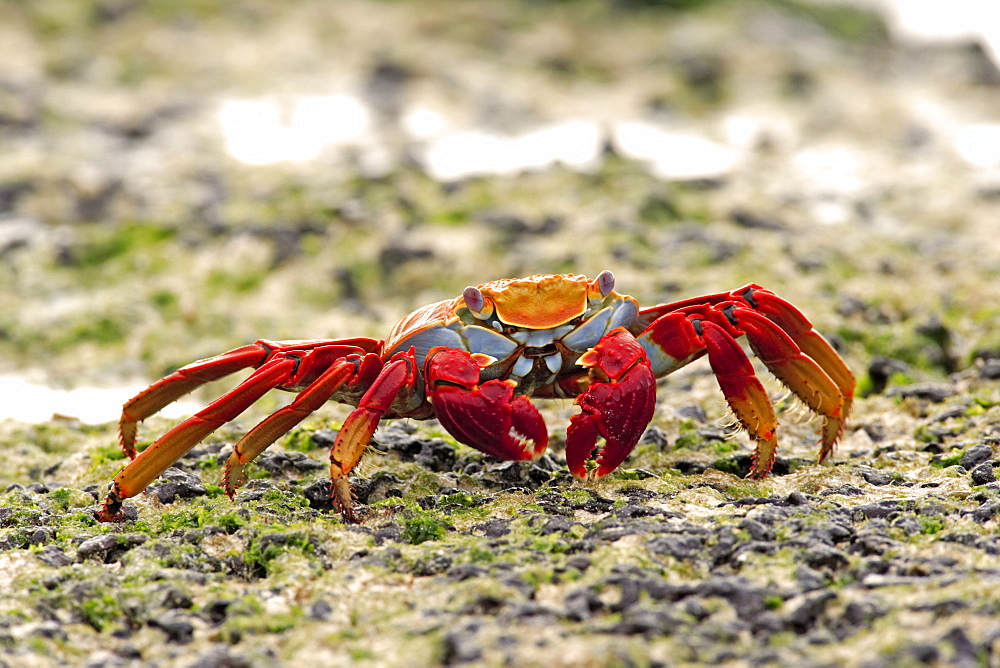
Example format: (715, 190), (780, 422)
(475, 274), (592, 329)
(384, 298), (456, 349)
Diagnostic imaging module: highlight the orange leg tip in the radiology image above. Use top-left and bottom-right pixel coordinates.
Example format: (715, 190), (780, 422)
(331, 478), (361, 524)
(118, 421), (138, 459)
(331, 410), (381, 475)
(747, 437), (778, 479)
(222, 466), (242, 500)
(817, 415), (846, 461)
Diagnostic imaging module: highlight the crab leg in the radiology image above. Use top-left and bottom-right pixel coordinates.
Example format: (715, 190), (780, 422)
(98, 340), (380, 522)
(223, 356), (378, 497)
(638, 285), (855, 414)
(725, 306), (846, 460)
(638, 294), (854, 478)
(734, 286), (855, 420)
(117, 338), (381, 458)
(637, 312), (782, 475)
(697, 319), (781, 477)
(118, 343), (271, 458)
(329, 352), (421, 523)
(565, 328), (657, 478)
(100, 355), (299, 520)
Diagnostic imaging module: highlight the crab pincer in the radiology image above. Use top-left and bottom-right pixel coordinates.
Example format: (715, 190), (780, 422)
(425, 347), (549, 460)
(565, 327), (656, 478)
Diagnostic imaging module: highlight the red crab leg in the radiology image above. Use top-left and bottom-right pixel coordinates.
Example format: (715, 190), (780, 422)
(223, 352), (384, 497)
(565, 328), (657, 478)
(637, 286), (854, 474)
(724, 306), (847, 461)
(425, 347), (549, 462)
(329, 352), (422, 523)
(97, 340), (380, 522)
(118, 343), (271, 459)
(698, 318), (781, 477)
(638, 312), (780, 477)
(117, 338), (380, 458)
(638, 285), (855, 414)
(734, 287), (855, 427)
(100, 356), (297, 521)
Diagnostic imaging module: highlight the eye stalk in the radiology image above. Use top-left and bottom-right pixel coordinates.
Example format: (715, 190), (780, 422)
(463, 286), (495, 320)
(593, 270), (615, 298)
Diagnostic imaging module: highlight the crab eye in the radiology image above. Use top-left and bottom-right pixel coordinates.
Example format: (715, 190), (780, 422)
(594, 270), (615, 297)
(463, 286), (494, 320)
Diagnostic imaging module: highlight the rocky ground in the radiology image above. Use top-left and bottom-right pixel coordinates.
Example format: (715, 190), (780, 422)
(2, 0), (1000, 666)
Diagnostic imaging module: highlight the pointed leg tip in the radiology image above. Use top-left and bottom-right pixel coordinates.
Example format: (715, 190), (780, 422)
(339, 507), (365, 524)
(331, 477), (364, 524)
(747, 437), (779, 479)
(118, 419), (139, 459)
(816, 416), (846, 463)
(95, 483), (126, 522)
(222, 459), (245, 500)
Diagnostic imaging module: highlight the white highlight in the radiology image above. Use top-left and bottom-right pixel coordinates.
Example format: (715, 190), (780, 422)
(423, 120), (603, 181)
(402, 107), (448, 139)
(507, 426), (536, 454)
(613, 123), (738, 180)
(218, 93), (747, 182)
(0, 376), (199, 425)
(876, 0), (1000, 66)
(956, 124), (1000, 167)
(219, 95), (369, 165)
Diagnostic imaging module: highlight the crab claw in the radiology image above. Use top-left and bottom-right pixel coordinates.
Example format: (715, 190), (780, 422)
(566, 328), (656, 478)
(426, 348), (548, 461)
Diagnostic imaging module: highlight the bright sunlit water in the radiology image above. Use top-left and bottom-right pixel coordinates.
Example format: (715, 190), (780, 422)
(613, 123), (738, 181)
(218, 94), (743, 182)
(877, 0), (1000, 66)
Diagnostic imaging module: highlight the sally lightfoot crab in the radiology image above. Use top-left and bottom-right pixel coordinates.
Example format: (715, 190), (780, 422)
(97, 271), (854, 523)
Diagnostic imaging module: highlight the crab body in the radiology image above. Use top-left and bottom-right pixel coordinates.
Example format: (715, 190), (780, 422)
(98, 271), (854, 523)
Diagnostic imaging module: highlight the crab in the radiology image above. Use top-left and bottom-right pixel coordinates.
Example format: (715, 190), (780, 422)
(97, 271), (854, 523)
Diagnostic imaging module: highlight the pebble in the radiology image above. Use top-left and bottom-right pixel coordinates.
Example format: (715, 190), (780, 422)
(860, 468), (894, 486)
(77, 534), (148, 563)
(148, 468), (207, 505)
(980, 358), (1000, 379)
(961, 443), (994, 469)
(885, 383), (954, 402)
(971, 461), (997, 485)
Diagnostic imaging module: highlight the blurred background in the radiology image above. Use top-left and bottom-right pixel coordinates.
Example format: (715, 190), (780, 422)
(1, 0), (999, 425)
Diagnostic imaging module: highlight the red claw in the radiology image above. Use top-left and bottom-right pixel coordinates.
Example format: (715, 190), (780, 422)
(566, 328), (657, 478)
(426, 348), (548, 461)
